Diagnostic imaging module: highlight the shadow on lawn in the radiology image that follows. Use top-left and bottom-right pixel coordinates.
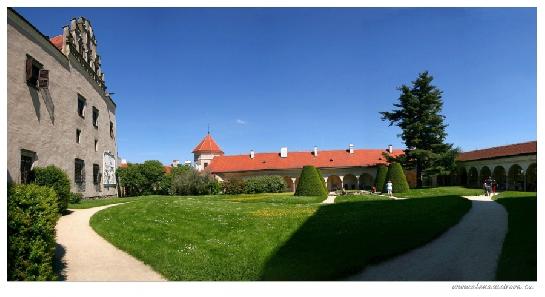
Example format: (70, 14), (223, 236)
(260, 196), (471, 281)
(495, 194), (537, 281)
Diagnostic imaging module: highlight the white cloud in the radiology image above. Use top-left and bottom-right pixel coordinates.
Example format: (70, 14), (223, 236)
(236, 119), (247, 125)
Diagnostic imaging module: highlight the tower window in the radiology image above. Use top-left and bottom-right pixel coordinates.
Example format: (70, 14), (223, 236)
(26, 55), (43, 87)
(110, 121), (114, 138)
(77, 95), (86, 118)
(93, 164), (100, 184)
(75, 158), (85, 185)
(92, 106), (99, 127)
(76, 129), (82, 143)
(95, 139), (98, 152)
(20, 149), (36, 184)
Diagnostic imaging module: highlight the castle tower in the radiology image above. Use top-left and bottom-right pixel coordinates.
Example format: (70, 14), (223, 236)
(192, 133), (224, 171)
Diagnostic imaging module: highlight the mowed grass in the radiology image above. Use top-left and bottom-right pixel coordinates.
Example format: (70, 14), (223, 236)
(335, 194), (392, 203)
(90, 192), (471, 280)
(69, 193), (322, 209)
(68, 196), (144, 209)
(494, 191), (537, 281)
(400, 186), (483, 199)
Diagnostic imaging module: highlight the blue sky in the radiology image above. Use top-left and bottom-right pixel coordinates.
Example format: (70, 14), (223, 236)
(15, 8), (536, 164)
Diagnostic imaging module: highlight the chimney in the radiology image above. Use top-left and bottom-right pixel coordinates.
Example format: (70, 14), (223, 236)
(313, 146), (318, 156)
(250, 150), (255, 159)
(388, 144), (393, 154)
(172, 160), (179, 167)
(280, 147), (288, 158)
(349, 144), (354, 154)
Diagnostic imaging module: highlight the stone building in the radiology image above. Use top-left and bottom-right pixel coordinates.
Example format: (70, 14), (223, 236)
(7, 8), (118, 197)
(192, 133), (402, 192)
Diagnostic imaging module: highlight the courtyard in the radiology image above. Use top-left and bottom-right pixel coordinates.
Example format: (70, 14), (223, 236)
(53, 187), (536, 281)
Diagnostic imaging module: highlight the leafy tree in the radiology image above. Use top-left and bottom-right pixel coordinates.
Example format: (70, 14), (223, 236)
(117, 164), (146, 196)
(139, 160), (166, 195)
(380, 71), (458, 188)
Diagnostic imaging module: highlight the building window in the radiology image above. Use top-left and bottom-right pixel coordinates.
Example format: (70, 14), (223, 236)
(92, 106), (99, 127)
(75, 158), (85, 185)
(26, 55), (42, 87)
(20, 149), (35, 184)
(95, 139), (98, 152)
(204, 162), (209, 168)
(77, 95), (86, 118)
(110, 121), (114, 138)
(76, 129), (82, 143)
(93, 164), (100, 185)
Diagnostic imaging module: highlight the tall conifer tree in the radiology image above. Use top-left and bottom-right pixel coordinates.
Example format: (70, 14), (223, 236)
(380, 71), (458, 188)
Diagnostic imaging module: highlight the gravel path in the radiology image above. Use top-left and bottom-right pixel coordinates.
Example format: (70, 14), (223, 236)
(55, 204), (165, 281)
(346, 195), (508, 281)
(322, 195), (337, 204)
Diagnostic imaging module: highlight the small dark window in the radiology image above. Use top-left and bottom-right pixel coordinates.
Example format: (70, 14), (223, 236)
(92, 107), (99, 127)
(204, 163), (209, 168)
(94, 139), (98, 152)
(77, 95), (86, 118)
(76, 129), (82, 143)
(26, 55), (42, 87)
(75, 158), (85, 184)
(93, 164), (100, 185)
(20, 150), (35, 184)
(110, 121), (114, 138)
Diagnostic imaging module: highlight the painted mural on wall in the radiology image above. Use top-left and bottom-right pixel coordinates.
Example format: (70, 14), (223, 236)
(103, 151), (116, 185)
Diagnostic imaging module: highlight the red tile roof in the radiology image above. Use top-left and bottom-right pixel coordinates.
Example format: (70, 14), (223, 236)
(49, 35), (63, 50)
(192, 134), (224, 154)
(458, 141), (537, 162)
(208, 149), (403, 173)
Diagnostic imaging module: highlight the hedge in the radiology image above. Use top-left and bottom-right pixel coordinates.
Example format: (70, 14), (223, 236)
(8, 184), (59, 281)
(295, 166), (328, 198)
(375, 165), (388, 193)
(33, 165), (71, 214)
(244, 175), (287, 194)
(170, 167), (220, 195)
(222, 178), (246, 195)
(386, 163), (410, 193)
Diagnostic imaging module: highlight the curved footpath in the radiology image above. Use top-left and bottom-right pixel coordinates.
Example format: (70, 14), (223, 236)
(55, 204), (165, 281)
(346, 195), (508, 281)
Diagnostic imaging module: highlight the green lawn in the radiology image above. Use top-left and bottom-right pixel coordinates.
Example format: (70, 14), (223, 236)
(90, 192), (471, 280)
(400, 186), (483, 199)
(494, 191), (537, 281)
(69, 193), (321, 209)
(335, 194), (392, 203)
(68, 196), (145, 209)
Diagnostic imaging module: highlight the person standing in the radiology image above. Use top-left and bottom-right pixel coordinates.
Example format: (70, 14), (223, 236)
(386, 180), (393, 197)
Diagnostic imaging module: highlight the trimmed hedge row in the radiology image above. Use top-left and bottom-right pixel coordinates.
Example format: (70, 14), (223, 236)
(294, 166), (328, 198)
(387, 163), (410, 193)
(222, 175), (287, 194)
(8, 184), (60, 281)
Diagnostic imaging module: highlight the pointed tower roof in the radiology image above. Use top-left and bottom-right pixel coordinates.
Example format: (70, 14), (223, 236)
(192, 133), (224, 154)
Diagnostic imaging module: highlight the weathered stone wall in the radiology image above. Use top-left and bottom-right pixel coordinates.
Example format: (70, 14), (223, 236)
(7, 10), (117, 198)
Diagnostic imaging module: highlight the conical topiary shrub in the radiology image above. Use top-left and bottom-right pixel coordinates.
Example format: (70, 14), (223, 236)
(295, 166), (328, 197)
(386, 163), (410, 193)
(374, 165), (388, 193)
(315, 167), (327, 192)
